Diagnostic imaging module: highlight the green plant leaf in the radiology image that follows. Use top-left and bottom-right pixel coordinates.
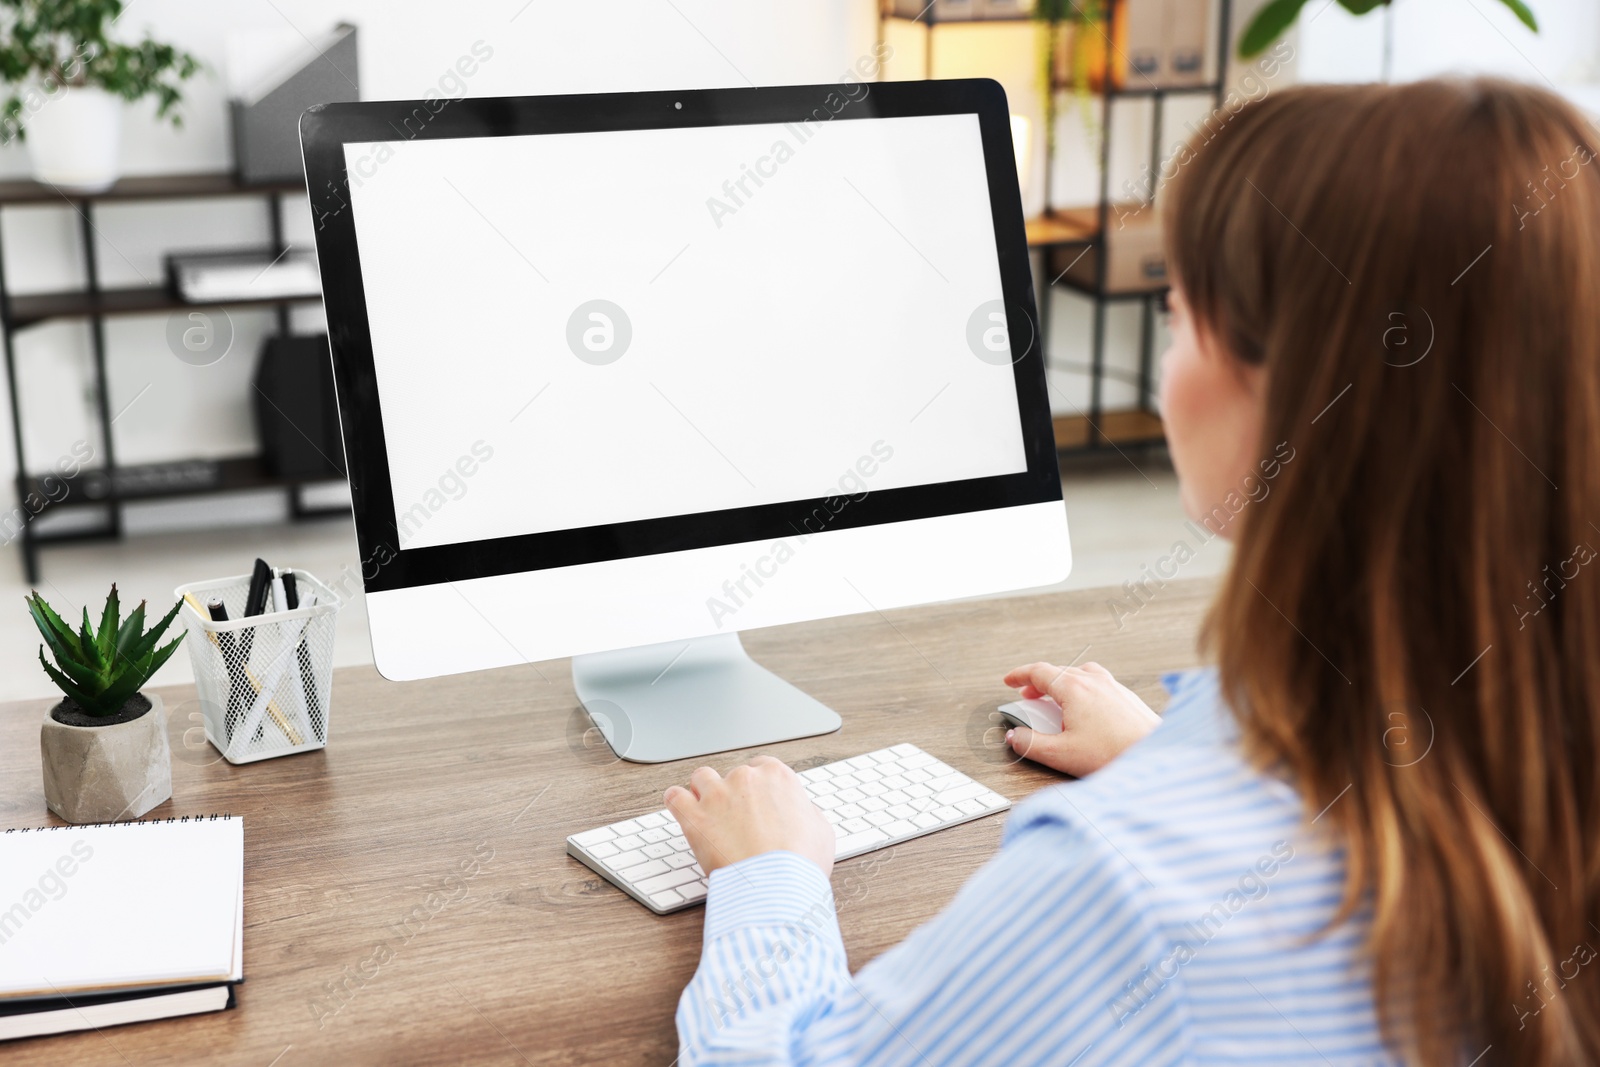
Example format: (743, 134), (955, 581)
(26, 592), (83, 661)
(1239, 0), (1313, 58)
(96, 583), (119, 662)
(38, 648), (97, 712)
(1338, 0), (1389, 14)
(95, 635), (182, 714)
(78, 607), (106, 673)
(115, 599), (146, 657)
(1497, 0), (1538, 32)
(117, 599), (182, 665)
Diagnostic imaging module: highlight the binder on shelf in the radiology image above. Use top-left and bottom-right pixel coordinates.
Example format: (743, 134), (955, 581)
(1125, 0), (1164, 84)
(1164, 0), (1213, 87)
(166, 247), (321, 304)
(228, 22), (359, 185)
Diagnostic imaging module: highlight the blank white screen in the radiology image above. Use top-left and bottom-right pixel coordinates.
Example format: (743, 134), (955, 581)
(344, 112), (1029, 550)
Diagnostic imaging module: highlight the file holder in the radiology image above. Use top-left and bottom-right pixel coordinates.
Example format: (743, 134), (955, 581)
(175, 571), (339, 763)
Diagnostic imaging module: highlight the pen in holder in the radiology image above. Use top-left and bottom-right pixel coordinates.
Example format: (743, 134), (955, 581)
(174, 570), (339, 764)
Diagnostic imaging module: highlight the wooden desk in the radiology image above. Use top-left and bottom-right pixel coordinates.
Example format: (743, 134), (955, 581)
(0, 579), (1214, 1065)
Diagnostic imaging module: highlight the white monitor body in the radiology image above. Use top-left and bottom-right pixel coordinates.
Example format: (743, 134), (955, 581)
(302, 80), (1070, 762)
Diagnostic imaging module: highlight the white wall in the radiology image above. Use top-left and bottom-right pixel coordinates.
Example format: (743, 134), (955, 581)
(0, 0), (865, 511)
(1300, 0), (1599, 85)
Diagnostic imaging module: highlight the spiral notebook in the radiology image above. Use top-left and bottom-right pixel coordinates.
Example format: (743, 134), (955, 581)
(0, 815), (243, 1041)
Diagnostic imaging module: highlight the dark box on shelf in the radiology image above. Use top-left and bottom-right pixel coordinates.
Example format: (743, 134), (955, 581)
(253, 334), (346, 480)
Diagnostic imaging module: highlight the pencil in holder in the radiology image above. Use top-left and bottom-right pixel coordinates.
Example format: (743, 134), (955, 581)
(173, 570), (339, 764)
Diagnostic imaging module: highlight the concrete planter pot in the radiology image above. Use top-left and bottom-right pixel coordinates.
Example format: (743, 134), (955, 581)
(41, 692), (171, 824)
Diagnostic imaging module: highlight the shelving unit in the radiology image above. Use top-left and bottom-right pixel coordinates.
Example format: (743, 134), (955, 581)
(879, 0), (1233, 452)
(0, 172), (338, 582)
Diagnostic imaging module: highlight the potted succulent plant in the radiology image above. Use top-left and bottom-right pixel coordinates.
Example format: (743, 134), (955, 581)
(0, 0), (202, 191)
(29, 585), (185, 824)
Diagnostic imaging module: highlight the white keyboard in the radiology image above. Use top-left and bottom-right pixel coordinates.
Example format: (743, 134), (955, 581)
(566, 743), (1012, 914)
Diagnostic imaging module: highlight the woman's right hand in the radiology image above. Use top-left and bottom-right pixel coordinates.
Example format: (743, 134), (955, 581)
(1001, 661), (1161, 777)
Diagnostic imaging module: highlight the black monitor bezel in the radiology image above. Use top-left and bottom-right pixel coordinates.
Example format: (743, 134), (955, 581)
(301, 78), (1060, 595)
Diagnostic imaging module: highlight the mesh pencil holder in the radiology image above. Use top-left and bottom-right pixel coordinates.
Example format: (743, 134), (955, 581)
(173, 570), (339, 764)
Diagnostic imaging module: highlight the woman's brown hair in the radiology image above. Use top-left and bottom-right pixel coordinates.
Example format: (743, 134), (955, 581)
(1166, 78), (1600, 1066)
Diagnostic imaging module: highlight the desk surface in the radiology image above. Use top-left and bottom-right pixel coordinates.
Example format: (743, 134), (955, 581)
(0, 578), (1214, 1066)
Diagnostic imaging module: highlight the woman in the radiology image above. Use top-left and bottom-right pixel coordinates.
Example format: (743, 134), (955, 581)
(664, 78), (1600, 1066)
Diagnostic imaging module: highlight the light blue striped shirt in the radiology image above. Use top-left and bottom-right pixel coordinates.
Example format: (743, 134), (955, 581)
(676, 669), (1399, 1065)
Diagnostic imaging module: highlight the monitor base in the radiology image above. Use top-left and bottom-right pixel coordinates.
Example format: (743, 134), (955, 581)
(571, 632), (842, 764)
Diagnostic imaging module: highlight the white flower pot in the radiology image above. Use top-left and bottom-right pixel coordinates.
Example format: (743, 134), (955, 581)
(26, 86), (123, 193)
(41, 692), (172, 824)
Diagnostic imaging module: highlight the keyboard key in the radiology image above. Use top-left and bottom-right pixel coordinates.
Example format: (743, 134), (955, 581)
(642, 842), (674, 859)
(859, 781), (887, 797)
(864, 811), (892, 828)
(904, 768), (932, 783)
(979, 792), (1008, 810)
(905, 782), (933, 798)
(637, 867), (699, 894)
(911, 811), (940, 829)
(665, 852), (696, 869)
(835, 827), (889, 855)
(856, 768), (883, 783)
(813, 794), (841, 811)
(619, 859), (671, 881)
(859, 796), (888, 813)
(640, 827), (670, 844)
(613, 833), (645, 851)
(881, 775), (910, 790)
(611, 819), (643, 835)
(800, 767), (830, 781)
(637, 812), (669, 829)
(679, 881), (708, 903)
(832, 773), (860, 788)
(934, 782), (989, 806)
(933, 806), (963, 822)
(841, 817), (871, 834)
(605, 848), (647, 871)
(669, 836), (693, 851)
(810, 781), (837, 796)
(588, 841), (620, 859)
(956, 798), (987, 816)
(571, 827), (616, 847)
(835, 787), (866, 803)
(651, 889), (684, 908)
(881, 789), (911, 806)
(836, 803), (866, 819)
(882, 819), (917, 838)
(890, 743), (918, 756)
(887, 804), (917, 820)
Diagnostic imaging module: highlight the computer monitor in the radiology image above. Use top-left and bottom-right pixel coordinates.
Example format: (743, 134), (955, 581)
(301, 78), (1069, 762)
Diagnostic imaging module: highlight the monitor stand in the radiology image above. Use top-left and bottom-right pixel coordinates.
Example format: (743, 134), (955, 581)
(571, 632), (842, 763)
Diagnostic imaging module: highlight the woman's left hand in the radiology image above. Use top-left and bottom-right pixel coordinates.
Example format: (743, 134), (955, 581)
(665, 756), (836, 878)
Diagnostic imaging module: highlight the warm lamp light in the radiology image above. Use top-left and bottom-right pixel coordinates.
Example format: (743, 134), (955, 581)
(1010, 113), (1033, 203)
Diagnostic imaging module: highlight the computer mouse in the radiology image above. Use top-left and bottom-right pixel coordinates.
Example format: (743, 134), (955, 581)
(997, 696), (1064, 735)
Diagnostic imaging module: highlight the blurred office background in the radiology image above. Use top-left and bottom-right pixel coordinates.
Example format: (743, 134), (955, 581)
(0, 0), (1590, 699)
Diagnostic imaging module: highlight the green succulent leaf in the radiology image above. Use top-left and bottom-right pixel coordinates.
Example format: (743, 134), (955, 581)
(116, 599), (182, 665)
(115, 599), (145, 657)
(78, 607), (106, 673)
(1337, 0), (1388, 14)
(96, 583), (119, 662)
(27, 592), (83, 660)
(38, 648), (95, 710)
